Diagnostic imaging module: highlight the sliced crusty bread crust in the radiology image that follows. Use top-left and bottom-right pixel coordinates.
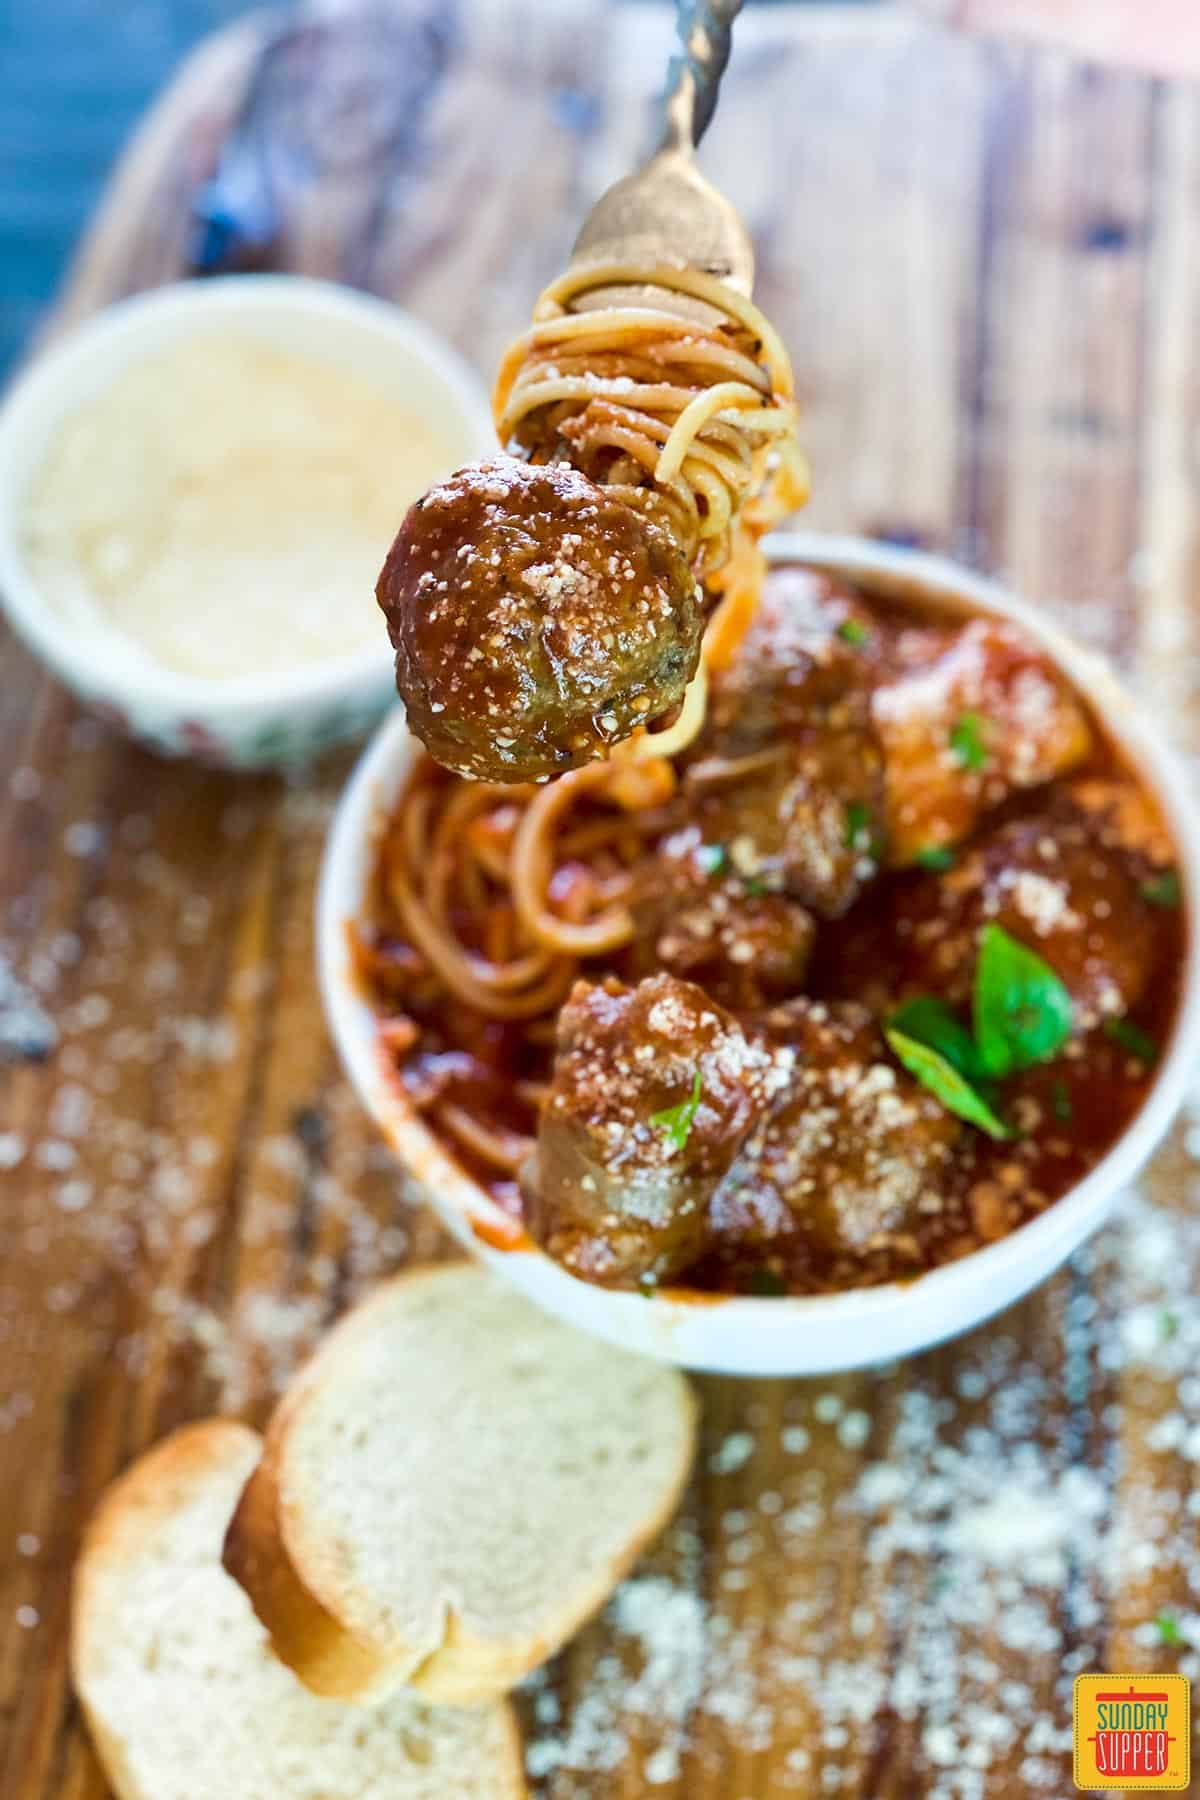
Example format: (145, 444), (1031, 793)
(223, 1263), (698, 1703)
(72, 1420), (526, 1800)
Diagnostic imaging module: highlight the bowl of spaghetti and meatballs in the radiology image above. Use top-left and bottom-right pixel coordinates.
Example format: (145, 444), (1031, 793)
(319, 533), (1200, 1375)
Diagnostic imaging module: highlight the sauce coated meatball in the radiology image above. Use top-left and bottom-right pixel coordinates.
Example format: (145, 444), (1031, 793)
(686, 570), (887, 916)
(524, 973), (792, 1288)
(377, 457), (701, 782)
(873, 618), (1092, 864)
(712, 1000), (961, 1263)
(886, 786), (1162, 1029)
(627, 825), (815, 1011)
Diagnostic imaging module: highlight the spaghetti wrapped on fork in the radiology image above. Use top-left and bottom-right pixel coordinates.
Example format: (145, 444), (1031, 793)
(378, 262), (805, 783)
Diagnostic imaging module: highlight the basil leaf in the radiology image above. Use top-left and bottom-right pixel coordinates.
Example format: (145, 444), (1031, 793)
(887, 996), (982, 1080)
(914, 845), (956, 872)
(1140, 869), (1181, 909)
(973, 923), (1073, 1078)
(885, 1028), (1011, 1139)
(651, 1069), (704, 1151)
(950, 711), (990, 770)
(1104, 1016), (1158, 1065)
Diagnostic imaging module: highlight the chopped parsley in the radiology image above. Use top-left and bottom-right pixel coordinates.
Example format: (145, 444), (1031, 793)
(651, 1069), (704, 1152)
(746, 1267), (788, 1297)
(1050, 1078), (1073, 1123)
(1155, 1610), (1183, 1647)
(1141, 869), (1182, 909)
(743, 875), (770, 898)
(837, 617), (869, 647)
(914, 844), (956, 872)
(1104, 1015), (1158, 1065)
(844, 801), (873, 850)
(973, 924), (1073, 1079)
(695, 842), (728, 876)
(950, 711), (990, 771)
(885, 1028), (1011, 1140)
(1159, 1308), (1179, 1341)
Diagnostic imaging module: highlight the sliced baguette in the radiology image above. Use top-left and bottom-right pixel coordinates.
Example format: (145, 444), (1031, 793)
(224, 1263), (698, 1703)
(72, 1420), (526, 1800)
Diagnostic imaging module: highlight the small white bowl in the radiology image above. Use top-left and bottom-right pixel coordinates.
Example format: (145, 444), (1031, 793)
(319, 532), (1200, 1374)
(0, 276), (495, 768)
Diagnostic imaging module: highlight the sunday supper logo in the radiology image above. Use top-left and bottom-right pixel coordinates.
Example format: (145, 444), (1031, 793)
(1073, 1675), (1190, 1790)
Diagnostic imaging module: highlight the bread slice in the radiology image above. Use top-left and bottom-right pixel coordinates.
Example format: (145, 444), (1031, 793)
(223, 1263), (697, 1703)
(72, 1420), (526, 1800)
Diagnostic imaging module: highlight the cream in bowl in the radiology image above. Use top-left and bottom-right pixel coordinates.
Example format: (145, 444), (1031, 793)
(319, 533), (1200, 1375)
(0, 277), (494, 766)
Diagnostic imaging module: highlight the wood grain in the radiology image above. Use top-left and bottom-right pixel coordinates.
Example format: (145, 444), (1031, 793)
(3, 6), (1200, 1797)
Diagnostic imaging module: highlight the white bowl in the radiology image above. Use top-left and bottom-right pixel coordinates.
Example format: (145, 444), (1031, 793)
(0, 276), (495, 768)
(318, 532), (1200, 1374)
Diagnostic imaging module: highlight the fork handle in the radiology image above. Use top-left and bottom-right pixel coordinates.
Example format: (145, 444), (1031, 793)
(661, 0), (747, 152)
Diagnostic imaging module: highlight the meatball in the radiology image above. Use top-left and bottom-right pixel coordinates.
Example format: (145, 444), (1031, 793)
(524, 973), (793, 1288)
(626, 825), (815, 1011)
(711, 1000), (960, 1262)
(886, 787), (1160, 1028)
(703, 567), (883, 747)
(377, 457), (701, 782)
(872, 617), (1092, 864)
(686, 569), (887, 916)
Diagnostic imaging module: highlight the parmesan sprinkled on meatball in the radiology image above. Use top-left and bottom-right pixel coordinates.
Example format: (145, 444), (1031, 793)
(525, 973), (793, 1288)
(377, 457), (701, 782)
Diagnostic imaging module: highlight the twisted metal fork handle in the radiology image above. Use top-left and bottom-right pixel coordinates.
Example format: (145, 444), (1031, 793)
(661, 0), (747, 151)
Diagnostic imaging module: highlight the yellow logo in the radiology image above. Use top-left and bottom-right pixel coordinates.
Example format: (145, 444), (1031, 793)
(1074, 1675), (1190, 1790)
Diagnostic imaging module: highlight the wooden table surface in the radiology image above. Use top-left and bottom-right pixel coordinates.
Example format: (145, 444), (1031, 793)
(5, 4), (1200, 1795)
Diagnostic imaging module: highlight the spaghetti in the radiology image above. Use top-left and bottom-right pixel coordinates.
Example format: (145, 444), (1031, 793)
(363, 266), (808, 1171)
(358, 754), (668, 1174)
(494, 261), (807, 691)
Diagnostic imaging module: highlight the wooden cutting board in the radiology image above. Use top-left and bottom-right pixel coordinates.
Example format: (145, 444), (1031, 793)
(4, 4), (1200, 1795)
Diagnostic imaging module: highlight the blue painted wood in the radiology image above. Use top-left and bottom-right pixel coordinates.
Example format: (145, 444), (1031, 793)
(0, 0), (872, 377)
(0, 0), (256, 375)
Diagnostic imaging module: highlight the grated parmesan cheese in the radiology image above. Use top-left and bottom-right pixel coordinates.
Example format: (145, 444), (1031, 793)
(21, 335), (461, 681)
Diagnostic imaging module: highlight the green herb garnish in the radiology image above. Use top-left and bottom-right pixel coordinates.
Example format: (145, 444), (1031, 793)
(1104, 1016), (1158, 1065)
(973, 924), (1073, 1079)
(1155, 1610), (1183, 1647)
(914, 845), (956, 872)
(1141, 869), (1182, 909)
(651, 1069), (704, 1152)
(885, 1029), (1011, 1140)
(696, 843), (728, 877)
(888, 996), (982, 1080)
(1159, 1309), (1179, 1341)
(743, 875), (770, 898)
(844, 802), (873, 850)
(746, 1267), (788, 1298)
(838, 618), (869, 647)
(950, 711), (990, 771)
(888, 930), (1072, 1134)
(1051, 1078), (1073, 1123)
